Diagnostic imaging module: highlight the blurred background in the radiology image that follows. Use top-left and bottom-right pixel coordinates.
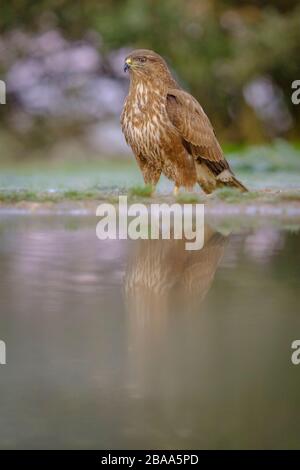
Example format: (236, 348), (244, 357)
(0, 0), (299, 164)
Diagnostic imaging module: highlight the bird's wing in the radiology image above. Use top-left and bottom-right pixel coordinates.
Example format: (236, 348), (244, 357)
(166, 88), (227, 167)
(182, 230), (227, 305)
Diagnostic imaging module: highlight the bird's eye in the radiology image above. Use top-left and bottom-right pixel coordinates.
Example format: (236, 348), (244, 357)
(138, 57), (147, 63)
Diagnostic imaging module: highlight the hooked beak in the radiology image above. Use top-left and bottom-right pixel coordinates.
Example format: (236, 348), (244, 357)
(124, 57), (132, 72)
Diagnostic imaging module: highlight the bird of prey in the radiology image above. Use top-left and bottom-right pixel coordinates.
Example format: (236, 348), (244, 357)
(121, 49), (247, 195)
(124, 226), (228, 392)
(123, 225), (228, 396)
(124, 224), (228, 318)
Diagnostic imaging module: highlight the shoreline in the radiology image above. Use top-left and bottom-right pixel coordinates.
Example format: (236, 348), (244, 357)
(1, 196), (300, 231)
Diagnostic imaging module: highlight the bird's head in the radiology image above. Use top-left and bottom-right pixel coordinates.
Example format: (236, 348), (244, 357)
(124, 49), (172, 82)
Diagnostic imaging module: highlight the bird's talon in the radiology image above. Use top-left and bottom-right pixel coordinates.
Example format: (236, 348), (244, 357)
(173, 185), (179, 197)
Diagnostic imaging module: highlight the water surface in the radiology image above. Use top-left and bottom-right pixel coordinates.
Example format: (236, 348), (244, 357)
(0, 215), (299, 449)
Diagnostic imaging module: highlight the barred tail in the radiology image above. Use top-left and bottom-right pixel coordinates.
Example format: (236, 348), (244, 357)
(216, 169), (248, 192)
(227, 176), (248, 192)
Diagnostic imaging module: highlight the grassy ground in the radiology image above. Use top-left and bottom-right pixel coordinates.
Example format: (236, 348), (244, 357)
(0, 141), (299, 213)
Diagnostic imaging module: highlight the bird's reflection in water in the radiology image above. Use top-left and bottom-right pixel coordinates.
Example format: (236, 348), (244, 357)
(123, 225), (228, 399)
(125, 224), (227, 316)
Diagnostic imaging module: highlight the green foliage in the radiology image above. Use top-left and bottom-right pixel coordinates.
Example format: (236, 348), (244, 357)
(214, 187), (261, 203)
(63, 189), (99, 200)
(176, 193), (202, 203)
(229, 141), (300, 173)
(0, 188), (103, 203)
(129, 184), (154, 197)
(1, 1), (300, 141)
(94, 1), (300, 140)
(0, 190), (59, 203)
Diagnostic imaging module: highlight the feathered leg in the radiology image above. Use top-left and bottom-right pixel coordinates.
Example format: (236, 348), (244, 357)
(173, 185), (179, 196)
(136, 154), (162, 191)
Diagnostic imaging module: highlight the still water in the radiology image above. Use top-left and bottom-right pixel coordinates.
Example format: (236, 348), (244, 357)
(0, 215), (299, 449)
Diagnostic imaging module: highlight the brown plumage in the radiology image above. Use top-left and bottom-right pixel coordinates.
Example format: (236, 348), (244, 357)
(121, 49), (247, 194)
(124, 225), (228, 317)
(124, 228), (228, 396)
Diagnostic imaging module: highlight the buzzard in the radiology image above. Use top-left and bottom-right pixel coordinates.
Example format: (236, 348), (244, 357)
(125, 225), (227, 318)
(121, 49), (247, 194)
